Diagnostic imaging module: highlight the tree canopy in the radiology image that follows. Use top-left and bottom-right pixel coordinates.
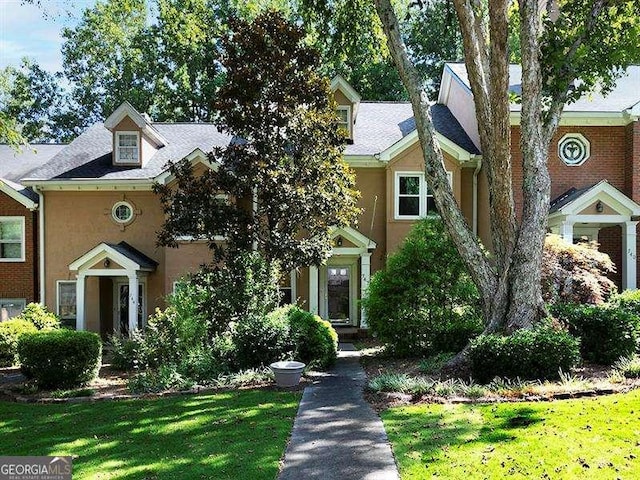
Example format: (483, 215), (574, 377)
(155, 11), (360, 271)
(374, 0), (640, 355)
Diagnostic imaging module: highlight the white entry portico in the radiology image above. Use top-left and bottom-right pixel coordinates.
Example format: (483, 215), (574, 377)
(548, 180), (640, 290)
(68, 241), (157, 335)
(308, 226), (376, 328)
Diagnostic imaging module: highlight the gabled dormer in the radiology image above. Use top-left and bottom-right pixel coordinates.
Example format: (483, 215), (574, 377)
(104, 101), (168, 167)
(331, 75), (361, 143)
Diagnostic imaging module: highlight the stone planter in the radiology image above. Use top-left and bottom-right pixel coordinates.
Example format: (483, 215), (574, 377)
(270, 361), (305, 387)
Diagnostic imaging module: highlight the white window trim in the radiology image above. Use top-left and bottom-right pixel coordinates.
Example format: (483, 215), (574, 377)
(112, 201), (134, 224)
(115, 131), (140, 164)
(0, 298), (26, 319)
(56, 280), (77, 324)
(337, 105), (352, 137)
(394, 171), (453, 220)
(0, 216), (26, 262)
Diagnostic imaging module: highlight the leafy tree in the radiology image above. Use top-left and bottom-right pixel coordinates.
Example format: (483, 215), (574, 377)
(0, 60), (73, 142)
(373, 0), (640, 360)
(155, 11), (360, 270)
(61, 0), (154, 132)
(150, 0), (227, 121)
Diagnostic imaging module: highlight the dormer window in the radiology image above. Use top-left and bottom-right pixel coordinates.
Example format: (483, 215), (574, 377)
(115, 131), (140, 164)
(337, 106), (351, 136)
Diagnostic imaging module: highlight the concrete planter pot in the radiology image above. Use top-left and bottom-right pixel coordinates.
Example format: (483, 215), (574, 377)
(270, 361), (306, 387)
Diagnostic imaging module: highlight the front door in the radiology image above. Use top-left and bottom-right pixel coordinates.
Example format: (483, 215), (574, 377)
(327, 266), (351, 323)
(114, 282), (145, 336)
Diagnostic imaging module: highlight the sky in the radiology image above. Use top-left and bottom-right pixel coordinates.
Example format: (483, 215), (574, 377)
(0, 0), (97, 73)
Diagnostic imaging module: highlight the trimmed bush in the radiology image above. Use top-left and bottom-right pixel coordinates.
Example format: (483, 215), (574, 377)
(18, 330), (102, 389)
(550, 303), (640, 365)
(362, 217), (480, 356)
(287, 306), (338, 369)
(0, 319), (37, 366)
(468, 324), (581, 382)
(233, 310), (294, 369)
(15, 303), (60, 330)
(610, 289), (640, 318)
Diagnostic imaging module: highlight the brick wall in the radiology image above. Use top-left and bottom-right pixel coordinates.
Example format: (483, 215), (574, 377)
(511, 122), (639, 289)
(0, 191), (38, 303)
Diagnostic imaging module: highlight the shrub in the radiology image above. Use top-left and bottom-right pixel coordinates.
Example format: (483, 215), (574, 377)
(15, 303), (60, 330)
(287, 306), (338, 369)
(18, 330), (102, 389)
(128, 364), (193, 393)
(109, 334), (142, 371)
(233, 309), (294, 369)
(550, 303), (640, 365)
(542, 234), (617, 305)
(177, 252), (282, 340)
(362, 217), (481, 356)
(610, 289), (640, 318)
(468, 324), (581, 382)
(0, 319), (37, 366)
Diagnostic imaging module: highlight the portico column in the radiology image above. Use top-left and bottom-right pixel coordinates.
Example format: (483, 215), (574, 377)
(360, 252), (372, 329)
(309, 266), (319, 314)
(559, 221), (574, 243)
(75, 273), (86, 331)
(128, 273), (139, 336)
(622, 221), (638, 290)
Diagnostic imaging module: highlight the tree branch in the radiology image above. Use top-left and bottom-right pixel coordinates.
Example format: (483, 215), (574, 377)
(373, 0), (497, 306)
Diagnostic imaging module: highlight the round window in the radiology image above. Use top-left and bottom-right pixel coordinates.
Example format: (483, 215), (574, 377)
(112, 202), (134, 223)
(558, 134), (590, 166)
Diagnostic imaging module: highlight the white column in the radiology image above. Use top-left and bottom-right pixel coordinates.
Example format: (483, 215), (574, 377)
(559, 221), (574, 243)
(309, 266), (319, 314)
(360, 253), (372, 329)
(622, 221), (638, 290)
(290, 270), (297, 303)
(128, 274), (139, 336)
(75, 273), (86, 331)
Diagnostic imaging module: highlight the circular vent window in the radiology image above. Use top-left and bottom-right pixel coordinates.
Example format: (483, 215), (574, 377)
(112, 201), (134, 224)
(558, 133), (590, 166)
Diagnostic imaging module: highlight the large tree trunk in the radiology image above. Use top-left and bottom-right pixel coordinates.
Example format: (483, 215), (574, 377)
(374, 0), (550, 341)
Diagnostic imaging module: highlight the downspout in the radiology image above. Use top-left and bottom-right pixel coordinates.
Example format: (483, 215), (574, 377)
(472, 157), (482, 236)
(35, 185), (46, 304)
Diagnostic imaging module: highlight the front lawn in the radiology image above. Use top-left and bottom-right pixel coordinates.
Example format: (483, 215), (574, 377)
(0, 389), (301, 479)
(382, 389), (640, 479)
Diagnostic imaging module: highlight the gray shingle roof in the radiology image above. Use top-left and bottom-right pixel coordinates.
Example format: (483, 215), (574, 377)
(0, 144), (66, 181)
(24, 104), (479, 181)
(446, 63), (640, 113)
(107, 241), (158, 270)
(549, 184), (595, 213)
(345, 102), (479, 156)
(24, 123), (233, 181)
(0, 143), (66, 202)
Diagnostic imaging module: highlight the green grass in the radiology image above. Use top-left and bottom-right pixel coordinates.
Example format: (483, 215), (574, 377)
(0, 389), (301, 479)
(382, 389), (640, 479)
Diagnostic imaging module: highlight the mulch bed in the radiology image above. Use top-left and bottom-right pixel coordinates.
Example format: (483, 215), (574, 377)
(0, 365), (308, 404)
(358, 341), (640, 411)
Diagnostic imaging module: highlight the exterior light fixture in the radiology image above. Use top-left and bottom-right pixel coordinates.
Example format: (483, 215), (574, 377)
(596, 200), (604, 213)
(336, 236), (343, 247)
(104, 258), (111, 268)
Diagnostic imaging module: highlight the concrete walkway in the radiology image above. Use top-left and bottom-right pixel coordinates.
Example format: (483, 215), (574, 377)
(279, 343), (400, 480)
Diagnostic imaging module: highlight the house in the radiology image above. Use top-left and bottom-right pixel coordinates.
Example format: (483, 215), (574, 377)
(19, 65), (640, 335)
(0, 144), (65, 319)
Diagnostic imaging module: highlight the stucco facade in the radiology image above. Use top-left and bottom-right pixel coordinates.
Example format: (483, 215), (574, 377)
(14, 66), (640, 333)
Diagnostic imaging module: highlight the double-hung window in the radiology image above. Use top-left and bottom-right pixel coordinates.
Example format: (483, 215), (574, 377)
(115, 131), (140, 164)
(337, 106), (351, 138)
(0, 298), (26, 320)
(395, 172), (453, 219)
(0, 217), (25, 261)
